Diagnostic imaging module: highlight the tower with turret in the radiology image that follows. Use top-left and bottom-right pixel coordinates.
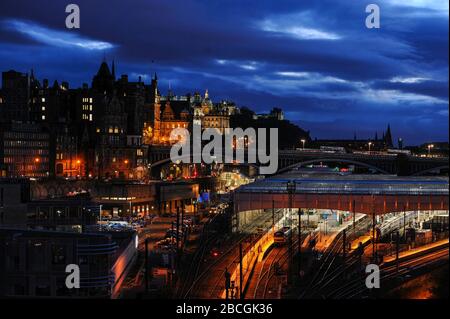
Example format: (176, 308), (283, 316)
(153, 95), (161, 144)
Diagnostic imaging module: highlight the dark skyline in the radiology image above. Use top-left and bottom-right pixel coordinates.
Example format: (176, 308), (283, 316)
(0, 0), (448, 145)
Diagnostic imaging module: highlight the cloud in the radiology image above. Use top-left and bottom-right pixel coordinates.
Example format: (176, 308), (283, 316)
(3, 19), (115, 50)
(361, 88), (447, 104)
(390, 76), (429, 83)
(240, 63), (258, 71)
(259, 19), (341, 40)
(384, 0), (449, 12)
(275, 71), (310, 78)
(0, 0), (447, 144)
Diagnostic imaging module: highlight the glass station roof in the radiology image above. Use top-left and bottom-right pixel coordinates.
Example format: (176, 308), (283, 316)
(237, 171), (449, 196)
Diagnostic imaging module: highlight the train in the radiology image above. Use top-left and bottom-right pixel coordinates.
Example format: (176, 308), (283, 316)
(273, 226), (292, 245)
(319, 146), (347, 154)
(387, 148), (411, 155)
(376, 211), (418, 239)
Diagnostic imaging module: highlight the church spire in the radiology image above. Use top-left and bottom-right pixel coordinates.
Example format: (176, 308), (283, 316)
(385, 123), (393, 147)
(168, 81), (174, 99)
(111, 59), (116, 79)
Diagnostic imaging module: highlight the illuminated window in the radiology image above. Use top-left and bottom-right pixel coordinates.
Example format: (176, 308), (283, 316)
(114, 127), (119, 133)
(89, 114), (93, 121)
(41, 106), (45, 111)
(42, 115), (46, 120)
(108, 127), (113, 133)
(89, 98), (93, 103)
(41, 97), (45, 102)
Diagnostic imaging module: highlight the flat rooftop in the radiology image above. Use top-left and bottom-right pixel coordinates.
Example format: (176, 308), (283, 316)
(237, 171), (449, 196)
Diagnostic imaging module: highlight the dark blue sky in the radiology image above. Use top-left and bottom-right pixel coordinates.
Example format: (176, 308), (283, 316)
(0, 0), (448, 145)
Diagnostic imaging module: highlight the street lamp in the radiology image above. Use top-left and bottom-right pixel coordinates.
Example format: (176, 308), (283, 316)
(287, 180), (296, 217)
(300, 139), (306, 150)
(129, 201), (133, 217)
(99, 204), (103, 231)
(76, 159), (81, 177)
(368, 142), (372, 153)
(427, 144), (434, 157)
(286, 180), (296, 283)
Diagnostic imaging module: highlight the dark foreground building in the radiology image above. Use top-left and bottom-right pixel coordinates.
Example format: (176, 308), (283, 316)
(0, 228), (137, 298)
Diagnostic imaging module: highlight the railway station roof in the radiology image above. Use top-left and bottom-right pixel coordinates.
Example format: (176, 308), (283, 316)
(237, 171), (449, 196)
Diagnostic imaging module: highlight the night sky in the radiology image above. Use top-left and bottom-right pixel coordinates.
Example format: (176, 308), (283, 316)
(0, 0), (448, 145)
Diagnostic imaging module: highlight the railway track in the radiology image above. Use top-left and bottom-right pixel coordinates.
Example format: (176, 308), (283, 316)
(262, 234), (302, 299)
(251, 246), (286, 299)
(182, 212), (276, 299)
(300, 215), (370, 298)
(175, 216), (222, 298)
(330, 245), (449, 299)
(247, 229), (308, 299)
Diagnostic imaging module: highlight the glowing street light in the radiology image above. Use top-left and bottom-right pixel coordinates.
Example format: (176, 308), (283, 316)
(34, 157), (40, 163)
(301, 139), (306, 150)
(427, 144), (434, 156)
(368, 142), (373, 153)
(76, 159), (82, 177)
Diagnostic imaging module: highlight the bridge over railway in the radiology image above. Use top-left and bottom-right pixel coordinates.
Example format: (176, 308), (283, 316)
(233, 172), (449, 219)
(148, 146), (449, 176)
